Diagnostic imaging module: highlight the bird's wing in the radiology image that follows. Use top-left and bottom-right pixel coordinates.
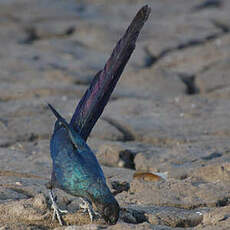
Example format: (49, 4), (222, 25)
(48, 104), (69, 128)
(48, 103), (81, 150)
(70, 5), (151, 140)
(51, 130), (106, 193)
(48, 104), (105, 182)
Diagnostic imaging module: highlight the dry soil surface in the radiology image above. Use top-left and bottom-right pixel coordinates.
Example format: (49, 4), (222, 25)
(0, 0), (230, 229)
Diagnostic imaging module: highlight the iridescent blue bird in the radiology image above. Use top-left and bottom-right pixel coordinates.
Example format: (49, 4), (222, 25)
(47, 5), (151, 225)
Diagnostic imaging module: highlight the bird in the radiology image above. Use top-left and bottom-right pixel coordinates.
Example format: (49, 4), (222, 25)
(48, 103), (119, 224)
(47, 5), (151, 225)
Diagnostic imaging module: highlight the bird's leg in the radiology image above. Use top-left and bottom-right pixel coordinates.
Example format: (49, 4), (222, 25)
(49, 189), (68, 225)
(79, 198), (100, 222)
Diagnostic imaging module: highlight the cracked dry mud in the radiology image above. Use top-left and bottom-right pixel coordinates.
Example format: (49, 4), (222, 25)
(0, 0), (230, 229)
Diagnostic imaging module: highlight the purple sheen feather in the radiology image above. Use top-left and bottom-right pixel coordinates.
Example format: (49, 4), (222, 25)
(70, 5), (151, 140)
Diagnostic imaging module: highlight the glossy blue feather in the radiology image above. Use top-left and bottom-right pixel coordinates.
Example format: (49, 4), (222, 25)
(49, 104), (108, 200)
(48, 5), (151, 225)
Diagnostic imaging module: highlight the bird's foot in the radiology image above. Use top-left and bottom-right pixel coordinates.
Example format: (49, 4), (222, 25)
(80, 198), (100, 222)
(49, 190), (68, 225)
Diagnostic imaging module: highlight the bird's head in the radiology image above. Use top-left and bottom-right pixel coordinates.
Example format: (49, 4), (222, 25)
(92, 195), (120, 225)
(101, 200), (120, 225)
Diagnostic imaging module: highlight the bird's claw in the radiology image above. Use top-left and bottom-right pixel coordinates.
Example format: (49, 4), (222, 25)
(80, 198), (100, 222)
(51, 203), (67, 225)
(49, 190), (68, 225)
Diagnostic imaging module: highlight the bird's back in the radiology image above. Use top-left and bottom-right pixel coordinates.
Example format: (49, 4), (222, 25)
(50, 125), (106, 199)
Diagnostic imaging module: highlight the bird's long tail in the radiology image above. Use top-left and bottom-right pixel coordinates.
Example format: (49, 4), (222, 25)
(70, 5), (151, 140)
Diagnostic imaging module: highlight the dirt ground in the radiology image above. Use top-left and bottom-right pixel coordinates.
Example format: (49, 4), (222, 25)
(0, 0), (230, 229)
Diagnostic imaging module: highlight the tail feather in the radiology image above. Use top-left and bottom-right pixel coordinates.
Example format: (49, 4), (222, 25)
(70, 5), (151, 140)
